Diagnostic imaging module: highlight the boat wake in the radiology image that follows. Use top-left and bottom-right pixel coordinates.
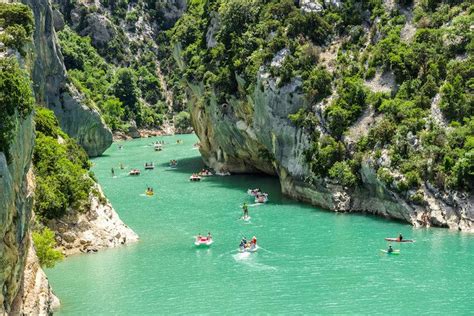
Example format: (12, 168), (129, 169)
(232, 252), (277, 271)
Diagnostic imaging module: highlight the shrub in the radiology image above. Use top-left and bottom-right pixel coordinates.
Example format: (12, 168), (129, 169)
(0, 57), (34, 161)
(34, 108), (94, 220)
(329, 161), (357, 186)
(32, 228), (64, 268)
(377, 167), (394, 185)
(0, 3), (33, 54)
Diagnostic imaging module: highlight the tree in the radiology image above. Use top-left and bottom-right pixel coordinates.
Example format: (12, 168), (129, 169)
(329, 161), (357, 187)
(174, 111), (191, 130)
(32, 228), (64, 268)
(112, 68), (141, 121)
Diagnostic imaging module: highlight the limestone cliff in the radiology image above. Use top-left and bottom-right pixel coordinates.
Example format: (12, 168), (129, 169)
(182, 1), (473, 232)
(193, 67), (473, 232)
(47, 185), (139, 256)
(0, 111), (56, 314)
(22, 0), (112, 157)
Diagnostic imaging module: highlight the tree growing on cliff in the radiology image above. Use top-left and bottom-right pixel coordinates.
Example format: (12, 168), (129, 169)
(32, 228), (64, 268)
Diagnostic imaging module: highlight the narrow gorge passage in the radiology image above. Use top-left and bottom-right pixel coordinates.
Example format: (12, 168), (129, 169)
(46, 135), (474, 315)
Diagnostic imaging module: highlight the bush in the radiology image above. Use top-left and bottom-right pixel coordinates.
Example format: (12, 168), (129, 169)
(377, 167), (394, 185)
(34, 108), (93, 220)
(32, 228), (64, 268)
(329, 161), (357, 186)
(306, 136), (345, 177)
(0, 3), (33, 54)
(303, 66), (332, 103)
(0, 57), (34, 161)
(325, 77), (367, 138)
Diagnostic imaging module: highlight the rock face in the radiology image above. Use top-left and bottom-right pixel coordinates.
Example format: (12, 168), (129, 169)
(191, 68), (474, 232)
(0, 111), (56, 313)
(47, 185), (139, 256)
(22, 0), (113, 157)
(158, 0), (188, 29)
(11, 237), (60, 315)
(0, 112), (32, 312)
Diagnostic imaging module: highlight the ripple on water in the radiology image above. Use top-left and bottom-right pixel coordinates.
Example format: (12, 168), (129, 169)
(46, 135), (474, 315)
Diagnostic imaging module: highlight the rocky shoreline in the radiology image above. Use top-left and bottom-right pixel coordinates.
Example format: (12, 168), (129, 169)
(11, 238), (60, 315)
(191, 65), (474, 233)
(47, 185), (139, 256)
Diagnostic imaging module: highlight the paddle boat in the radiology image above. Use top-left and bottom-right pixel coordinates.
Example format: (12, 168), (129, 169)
(129, 169), (141, 176)
(385, 237), (415, 243)
(154, 143), (163, 151)
(169, 160), (178, 168)
(144, 162), (155, 170)
(255, 193), (268, 204)
(145, 189), (154, 196)
(195, 236), (213, 247)
(189, 174), (202, 182)
(239, 236), (258, 253)
(247, 188), (261, 196)
(198, 169), (213, 177)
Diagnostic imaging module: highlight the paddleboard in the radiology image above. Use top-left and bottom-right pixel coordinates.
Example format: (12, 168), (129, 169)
(380, 249), (400, 255)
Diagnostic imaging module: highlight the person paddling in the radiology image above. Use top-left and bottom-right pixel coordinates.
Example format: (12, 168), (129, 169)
(242, 202), (249, 217)
(398, 233), (403, 242)
(111, 168), (115, 176)
(387, 245), (394, 253)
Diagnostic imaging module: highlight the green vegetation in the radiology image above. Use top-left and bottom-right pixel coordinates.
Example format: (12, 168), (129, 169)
(0, 57), (34, 161)
(32, 227), (64, 268)
(57, 27), (167, 131)
(174, 111), (191, 131)
(34, 107), (94, 220)
(166, 0), (473, 193)
(0, 3), (34, 55)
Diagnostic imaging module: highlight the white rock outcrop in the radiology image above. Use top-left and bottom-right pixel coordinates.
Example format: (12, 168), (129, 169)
(48, 185), (139, 256)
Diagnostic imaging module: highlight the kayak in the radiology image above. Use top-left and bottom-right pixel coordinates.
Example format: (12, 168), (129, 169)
(145, 191), (154, 196)
(195, 238), (213, 247)
(385, 238), (415, 243)
(380, 249), (400, 255)
(239, 245), (258, 253)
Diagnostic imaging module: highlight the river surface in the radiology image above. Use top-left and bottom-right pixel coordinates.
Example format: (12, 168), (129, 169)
(47, 134), (473, 315)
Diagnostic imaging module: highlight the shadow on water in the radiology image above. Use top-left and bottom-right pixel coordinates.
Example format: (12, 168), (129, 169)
(159, 156), (205, 174)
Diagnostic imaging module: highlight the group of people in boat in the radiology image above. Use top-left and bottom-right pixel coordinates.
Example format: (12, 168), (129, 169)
(239, 236), (257, 251)
(189, 173), (202, 181)
(176, 139), (183, 144)
(169, 159), (178, 167)
(198, 169), (213, 176)
(248, 188), (269, 203)
(196, 232), (212, 242)
(144, 162), (154, 169)
(129, 168), (141, 176)
(146, 187), (154, 195)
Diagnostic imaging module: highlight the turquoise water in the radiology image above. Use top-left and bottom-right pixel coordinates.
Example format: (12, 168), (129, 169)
(47, 134), (473, 315)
